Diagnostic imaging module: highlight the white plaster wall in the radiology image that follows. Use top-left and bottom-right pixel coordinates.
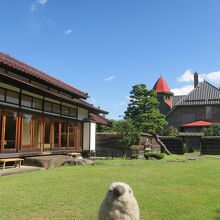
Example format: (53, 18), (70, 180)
(83, 122), (90, 150)
(83, 122), (96, 151)
(78, 108), (88, 121)
(90, 122), (96, 151)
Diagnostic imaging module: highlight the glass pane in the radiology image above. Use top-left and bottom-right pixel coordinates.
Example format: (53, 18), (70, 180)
(44, 118), (51, 148)
(61, 122), (68, 147)
(52, 103), (60, 114)
(69, 124), (75, 147)
(33, 116), (41, 148)
(61, 106), (69, 116)
(69, 108), (77, 117)
(0, 88), (5, 101)
(4, 111), (17, 149)
(44, 101), (52, 112)
(21, 114), (32, 148)
(33, 98), (42, 110)
(54, 121), (59, 147)
(0, 111), (2, 147)
(6, 90), (19, 104)
(21, 94), (32, 107)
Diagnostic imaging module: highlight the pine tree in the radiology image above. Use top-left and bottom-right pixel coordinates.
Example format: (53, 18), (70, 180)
(125, 84), (171, 154)
(124, 84), (167, 134)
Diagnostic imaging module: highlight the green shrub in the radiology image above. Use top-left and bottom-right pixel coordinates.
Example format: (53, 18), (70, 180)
(183, 143), (194, 153)
(131, 149), (139, 159)
(144, 152), (164, 160)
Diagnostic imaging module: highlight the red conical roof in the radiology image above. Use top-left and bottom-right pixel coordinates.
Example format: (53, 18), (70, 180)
(153, 76), (171, 93)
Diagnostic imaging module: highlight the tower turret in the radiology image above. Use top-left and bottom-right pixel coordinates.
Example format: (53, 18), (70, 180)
(153, 76), (173, 115)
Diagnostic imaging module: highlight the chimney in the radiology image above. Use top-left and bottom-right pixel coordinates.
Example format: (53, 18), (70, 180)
(194, 72), (199, 88)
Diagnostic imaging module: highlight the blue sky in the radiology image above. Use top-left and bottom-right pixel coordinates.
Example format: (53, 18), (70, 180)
(1, 0), (220, 119)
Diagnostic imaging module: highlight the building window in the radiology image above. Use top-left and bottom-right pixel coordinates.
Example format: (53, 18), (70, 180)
(44, 101), (52, 112)
(52, 103), (60, 114)
(54, 121), (59, 147)
(21, 94), (32, 108)
(0, 88), (5, 101)
(0, 111), (2, 148)
(21, 114), (32, 148)
(61, 122), (68, 147)
(206, 106), (212, 120)
(44, 118), (51, 149)
(32, 115), (41, 148)
(4, 111), (17, 149)
(33, 98), (42, 110)
(6, 90), (19, 104)
(69, 108), (77, 117)
(61, 106), (69, 116)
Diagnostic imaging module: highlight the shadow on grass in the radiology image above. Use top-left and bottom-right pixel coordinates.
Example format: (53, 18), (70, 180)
(215, 210), (220, 220)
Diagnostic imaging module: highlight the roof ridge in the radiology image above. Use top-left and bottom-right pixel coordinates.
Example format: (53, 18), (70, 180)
(0, 52), (88, 98)
(202, 79), (220, 92)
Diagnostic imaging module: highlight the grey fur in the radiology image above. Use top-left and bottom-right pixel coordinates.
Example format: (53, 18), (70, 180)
(98, 182), (140, 220)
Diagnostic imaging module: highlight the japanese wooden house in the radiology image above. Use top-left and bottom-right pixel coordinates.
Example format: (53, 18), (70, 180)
(0, 52), (110, 158)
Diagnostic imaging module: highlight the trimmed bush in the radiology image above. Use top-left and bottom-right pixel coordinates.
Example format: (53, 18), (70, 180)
(144, 152), (164, 160)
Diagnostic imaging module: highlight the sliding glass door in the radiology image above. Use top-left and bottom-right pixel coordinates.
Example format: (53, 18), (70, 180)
(21, 113), (42, 151)
(4, 111), (17, 151)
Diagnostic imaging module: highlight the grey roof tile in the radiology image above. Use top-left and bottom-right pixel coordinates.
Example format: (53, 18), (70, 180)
(176, 80), (220, 106)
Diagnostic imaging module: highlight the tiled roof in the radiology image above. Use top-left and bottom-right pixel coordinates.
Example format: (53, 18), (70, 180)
(181, 120), (212, 127)
(75, 99), (108, 114)
(153, 76), (171, 93)
(165, 99), (172, 108)
(89, 113), (112, 126)
(175, 81), (220, 106)
(0, 52), (87, 98)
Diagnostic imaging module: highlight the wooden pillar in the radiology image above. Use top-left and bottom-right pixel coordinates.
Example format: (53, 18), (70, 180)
(16, 113), (21, 152)
(67, 124), (69, 149)
(40, 118), (44, 151)
(20, 113), (23, 151)
(31, 117), (34, 149)
(58, 122), (61, 148)
(1, 113), (6, 153)
(74, 124), (78, 151)
(50, 121), (54, 149)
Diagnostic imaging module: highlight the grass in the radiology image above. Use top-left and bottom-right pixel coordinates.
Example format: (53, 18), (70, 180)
(0, 156), (220, 220)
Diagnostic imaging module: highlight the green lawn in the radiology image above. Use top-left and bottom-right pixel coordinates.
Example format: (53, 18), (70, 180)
(0, 157), (220, 220)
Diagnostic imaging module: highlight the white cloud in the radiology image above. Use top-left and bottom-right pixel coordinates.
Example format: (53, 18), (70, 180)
(30, 0), (48, 12)
(203, 71), (220, 83)
(178, 70), (194, 82)
(178, 69), (220, 84)
(104, 75), (115, 81)
(64, 29), (73, 35)
(30, 4), (37, 12)
(37, 0), (48, 5)
(120, 102), (125, 106)
(46, 19), (55, 26)
(171, 85), (194, 96)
